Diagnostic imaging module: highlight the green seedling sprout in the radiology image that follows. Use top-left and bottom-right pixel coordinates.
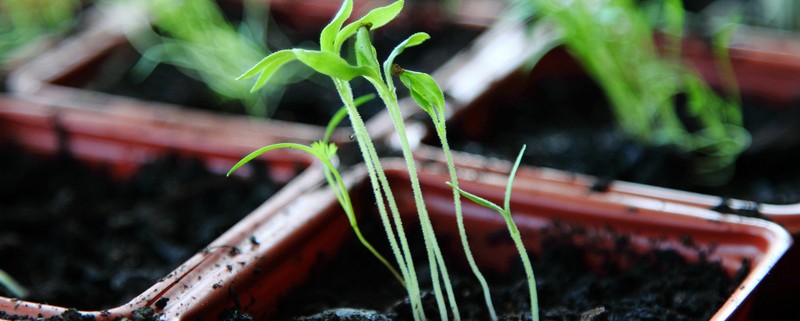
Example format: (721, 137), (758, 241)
(448, 145), (539, 321)
(0, 0), (80, 64)
(129, 0), (310, 117)
(527, 0), (749, 182)
(393, 63), (498, 319)
(227, 140), (404, 286)
(0, 268), (27, 299)
(234, 0), (512, 319)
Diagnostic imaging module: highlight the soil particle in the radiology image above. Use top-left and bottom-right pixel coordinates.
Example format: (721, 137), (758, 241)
(154, 297), (168, 310)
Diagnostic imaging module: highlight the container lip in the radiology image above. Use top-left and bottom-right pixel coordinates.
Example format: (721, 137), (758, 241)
(9, 155), (781, 321)
(414, 143), (800, 235)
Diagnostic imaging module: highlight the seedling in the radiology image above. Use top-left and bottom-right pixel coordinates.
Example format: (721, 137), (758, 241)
(237, 1), (449, 318)
(394, 64), (498, 319)
(524, 0), (750, 183)
(227, 95), (401, 283)
(230, 0), (538, 319)
(228, 140), (403, 285)
(449, 145), (539, 321)
(128, 0), (310, 117)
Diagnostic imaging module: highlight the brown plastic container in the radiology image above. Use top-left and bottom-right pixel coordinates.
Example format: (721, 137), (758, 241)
(144, 158), (789, 320)
(408, 21), (800, 319)
(424, 21), (800, 235)
(7, 1), (488, 145)
(0, 95), (321, 320)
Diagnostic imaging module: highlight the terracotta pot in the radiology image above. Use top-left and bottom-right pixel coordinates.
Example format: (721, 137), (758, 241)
(0, 95), (321, 320)
(6, 1), (336, 143)
(141, 158), (789, 320)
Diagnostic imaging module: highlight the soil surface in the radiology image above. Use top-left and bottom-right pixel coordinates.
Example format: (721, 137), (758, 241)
(264, 218), (745, 321)
(0, 144), (282, 310)
(430, 64), (800, 205)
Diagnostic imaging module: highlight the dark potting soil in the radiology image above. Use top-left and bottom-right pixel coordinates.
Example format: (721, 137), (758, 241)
(54, 6), (479, 127)
(263, 220), (745, 321)
(0, 144), (282, 310)
(0, 307), (158, 321)
(429, 69), (800, 206)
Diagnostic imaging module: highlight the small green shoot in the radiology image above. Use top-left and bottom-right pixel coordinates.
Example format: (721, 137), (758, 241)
(129, 0), (311, 117)
(226, 141), (404, 285)
(448, 145), (539, 321)
(393, 58), (499, 319)
(0, 268), (28, 299)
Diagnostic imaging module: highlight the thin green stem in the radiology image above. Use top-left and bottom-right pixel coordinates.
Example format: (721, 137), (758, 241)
(432, 111), (498, 320)
(505, 146), (538, 321)
(333, 78), (426, 320)
(505, 216), (539, 321)
(372, 80), (460, 320)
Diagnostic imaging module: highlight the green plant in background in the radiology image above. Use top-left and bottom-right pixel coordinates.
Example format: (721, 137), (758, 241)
(522, 0), (750, 184)
(0, 0), (81, 65)
(449, 145), (539, 321)
(128, 0), (310, 117)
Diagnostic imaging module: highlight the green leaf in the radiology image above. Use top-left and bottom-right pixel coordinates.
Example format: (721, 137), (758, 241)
(334, 0), (404, 51)
(227, 143), (309, 176)
(310, 141), (338, 160)
(237, 50), (297, 92)
(446, 182), (505, 215)
(293, 49), (371, 80)
(383, 32), (430, 79)
(355, 26), (380, 71)
(399, 69), (445, 115)
(320, 0), (353, 52)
